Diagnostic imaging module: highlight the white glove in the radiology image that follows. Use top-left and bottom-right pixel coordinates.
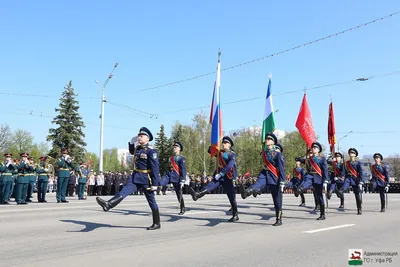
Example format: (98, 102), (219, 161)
(180, 182), (184, 188)
(6, 162), (11, 167)
(280, 183), (285, 192)
(130, 136), (138, 145)
(334, 177), (338, 181)
(44, 168), (49, 172)
(149, 186), (158, 191)
(323, 182), (328, 192)
(385, 186), (389, 193)
(215, 173), (221, 180)
(358, 183), (363, 191)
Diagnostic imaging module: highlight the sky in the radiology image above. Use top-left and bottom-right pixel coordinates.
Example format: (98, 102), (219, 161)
(1, 0), (400, 158)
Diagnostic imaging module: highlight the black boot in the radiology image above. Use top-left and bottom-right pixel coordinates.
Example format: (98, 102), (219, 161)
(339, 197), (344, 209)
(96, 194), (123, 212)
(294, 187), (299, 197)
(156, 186), (161, 195)
(189, 187), (207, 201)
(228, 203), (239, 222)
(272, 209), (282, 226)
(299, 194), (305, 206)
(380, 200), (385, 212)
(239, 184), (256, 199)
(313, 205), (320, 211)
(327, 190), (333, 200)
(356, 198), (362, 215)
(147, 209), (161, 230)
(317, 205), (326, 220)
(179, 199), (186, 215)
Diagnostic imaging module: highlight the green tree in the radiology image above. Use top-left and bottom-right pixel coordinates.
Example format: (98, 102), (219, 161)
(0, 124), (12, 152)
(9, 129), (34, 155)
(103, 148), (123, 172)
(279, 131), (307, 175)
(47, 81), (87, 163)
(154, 125), (170, 175)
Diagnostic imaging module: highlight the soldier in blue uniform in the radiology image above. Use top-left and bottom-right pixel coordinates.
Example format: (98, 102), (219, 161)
(370, 153), (389, 212)
(77, 162), (89, 200)
(96, 127), (162, 230)
(297, 142), (329, 220)
(189, 136), (239, 222)
(25, 157), (36, 202)
(239, 133), (285, 226)
(337, 148), (364, 215)
(56, 148), (73, 203)
(286, 157), (306, 206)
(327, 152), (345, 209)
(0, 153), (17, 204)
(36, 156), (49, 202)
(159, 141), (187, 215)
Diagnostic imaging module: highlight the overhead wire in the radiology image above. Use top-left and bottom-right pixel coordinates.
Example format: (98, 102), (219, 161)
(131, 10), (400, 93)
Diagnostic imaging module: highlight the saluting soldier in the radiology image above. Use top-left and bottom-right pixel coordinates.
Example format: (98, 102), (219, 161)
(370, 153), (389, 212)
(25, 156), (36, 202)
(77, 162), (89, 200)
(36, 156), (50, 202)
(159, 141), (187, 215)
(337, 148), (364, 215)
(56, 148), (74, 203)
(240, 133), (285, 226)
(96, 127), (162, 230)
(327, 152), (345, 209)
(0, 153), (17, 204)
(286, 157), (306, 206)
(297, 142), (329, 220)
(189, 136), (239, 222)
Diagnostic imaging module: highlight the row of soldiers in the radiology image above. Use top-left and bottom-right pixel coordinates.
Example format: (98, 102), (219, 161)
(95, 127), (390, 230)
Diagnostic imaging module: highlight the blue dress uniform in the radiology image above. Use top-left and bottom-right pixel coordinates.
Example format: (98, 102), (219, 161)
(370, 153), (389, 212)
(297, 152), (320, 210)
(0, 153), (17, 204)
(25, 157), (36, 202)
(77, 163), (89, 200)
(159, 141), (187, 215)
(327, 152), (345, 209)
(189, 136), (239, 222)
(297, 142), (329, 220)
(338, 148), (364, 215)
(56, 148), (74, 203)
(96, 127), (162, 230)
(286, 158), (306, 206)
(35, 156), (49, 203)
(240, 133), (285, 226)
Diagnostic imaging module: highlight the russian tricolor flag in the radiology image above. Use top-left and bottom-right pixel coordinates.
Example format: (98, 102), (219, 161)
(209, 53), (222, 157)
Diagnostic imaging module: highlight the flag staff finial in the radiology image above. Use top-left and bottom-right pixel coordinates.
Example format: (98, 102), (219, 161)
(304, 86), (307, 94)
(330, 94), (333, 102)
(269, 72), (272, 79)
(218, 49), (221, 59)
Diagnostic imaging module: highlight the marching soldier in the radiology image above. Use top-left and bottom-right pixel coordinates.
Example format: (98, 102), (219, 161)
(25, 156), (36, 202)
(299, 149), (320, 211)
(370, 153), (389, 212)
(77, 162), (89, 200)
(0, 153), (17, 204)
(240, 133), (285, 226)
(96, 127), (162, 230)
(36, 156), (49, 202)
(327, 152), (345, 209)
(337, 148), (364, 215)
(286, 157), (306, 206)
(16, 153), (33, 205)
(189, 136), (239, 222)
(296, 142), (329, 220)
(159, 141), (187, 215)
(56, 148), (73, 203)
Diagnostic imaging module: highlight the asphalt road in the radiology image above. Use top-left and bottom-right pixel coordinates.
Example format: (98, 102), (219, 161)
(0, 192), (399, 267)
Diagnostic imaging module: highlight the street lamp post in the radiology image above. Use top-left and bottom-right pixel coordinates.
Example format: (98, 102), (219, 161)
(96, 62), (119, 173)
(337, 130), (353, 153)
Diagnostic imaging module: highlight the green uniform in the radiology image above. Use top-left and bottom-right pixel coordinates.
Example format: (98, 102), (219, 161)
(77, 167), (89, 199)
(56, 156), (73, 202)
(25, 165), (36, 202)
(16, 161), (34, 204)
(36, 162), (49, 202)
(0, 161), (17, 204)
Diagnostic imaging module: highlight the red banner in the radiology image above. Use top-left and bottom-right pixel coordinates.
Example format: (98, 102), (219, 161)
(328, 101), (336, 153)
(295, 93), (316, 148)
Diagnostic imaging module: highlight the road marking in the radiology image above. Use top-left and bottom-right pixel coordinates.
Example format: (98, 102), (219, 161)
(303, 224), (355, 234)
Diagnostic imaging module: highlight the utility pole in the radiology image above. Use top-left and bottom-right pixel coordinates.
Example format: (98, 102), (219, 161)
(95, 62), (119, 173)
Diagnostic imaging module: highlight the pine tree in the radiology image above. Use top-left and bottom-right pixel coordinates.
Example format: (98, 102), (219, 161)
(47, 81), (87, 163)
(154, 125), (170, 175)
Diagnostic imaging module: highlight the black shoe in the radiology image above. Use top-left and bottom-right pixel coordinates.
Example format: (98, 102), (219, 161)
(96, 194), (123, 212)
(381, 200), (385, 212)
(313, 205), (320, 211)
(239, 184), (256, 200)
(147, 209), (161, 230)
(299, 202), (305, 207)
(189, 187), (207, 201)
(327, 191), (332, 200)
(61, 200), (69, 203)
(317, 205), (326, 220)
(229, 214), (239, 222)
(338, 204), (344, 209)
(356, 198), (362, 215)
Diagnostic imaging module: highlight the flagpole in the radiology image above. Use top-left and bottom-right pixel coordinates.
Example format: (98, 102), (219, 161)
(216, 49), (221, 176)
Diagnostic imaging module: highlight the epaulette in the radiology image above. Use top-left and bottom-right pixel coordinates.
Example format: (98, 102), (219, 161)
(147, 145), (154, 149)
